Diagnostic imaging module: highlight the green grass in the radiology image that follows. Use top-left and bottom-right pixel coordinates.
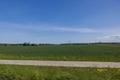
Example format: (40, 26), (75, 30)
(0, 44), (120, 61)
(0, 65), (119, 80)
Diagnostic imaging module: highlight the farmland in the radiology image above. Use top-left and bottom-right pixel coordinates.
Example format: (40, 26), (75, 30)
(0, 64), (119, 80)
(0, 44), (120, 80)
(0, 44), (120, 61)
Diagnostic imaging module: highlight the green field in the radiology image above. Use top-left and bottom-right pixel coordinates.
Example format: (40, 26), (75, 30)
(0, 44), (120, 61)
(0, 65), (119, 80)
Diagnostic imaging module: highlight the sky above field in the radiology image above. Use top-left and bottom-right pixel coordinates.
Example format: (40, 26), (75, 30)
(0, 0), (120, 43)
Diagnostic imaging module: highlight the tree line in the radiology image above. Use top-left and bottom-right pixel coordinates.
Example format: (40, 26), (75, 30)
(0, 42), (120, 46)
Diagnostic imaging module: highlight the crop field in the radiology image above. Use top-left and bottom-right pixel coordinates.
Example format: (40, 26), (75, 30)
(0, 44), (120, 61)
(0, 64), (119, 80)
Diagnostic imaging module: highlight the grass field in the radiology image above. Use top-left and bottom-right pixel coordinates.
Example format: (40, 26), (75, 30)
(0, 64), (119, 80)
(0, 44), (120, 61)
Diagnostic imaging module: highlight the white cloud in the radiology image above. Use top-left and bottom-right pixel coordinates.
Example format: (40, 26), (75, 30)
(0, 22), (98, 43)
(103, 35), (120, 39)
(0, 22), (96, 33)
(1, 22), (120, 36)
(98, 35), (120, 42)
(1, 22), (120, 34)
(50, 27), (95, 33)
(1, 22), (120, 43)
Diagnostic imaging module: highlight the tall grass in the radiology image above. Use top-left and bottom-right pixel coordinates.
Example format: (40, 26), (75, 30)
(0, 65), (120, 80)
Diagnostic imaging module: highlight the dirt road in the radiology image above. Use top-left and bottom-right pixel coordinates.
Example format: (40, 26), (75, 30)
(0, 60), (120, 68)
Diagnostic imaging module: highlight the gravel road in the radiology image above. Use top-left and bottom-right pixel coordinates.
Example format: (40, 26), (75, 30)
(0, 60), (120, 68)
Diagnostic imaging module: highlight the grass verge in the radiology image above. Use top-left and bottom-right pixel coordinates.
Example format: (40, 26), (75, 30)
(0, 64), (120, 80)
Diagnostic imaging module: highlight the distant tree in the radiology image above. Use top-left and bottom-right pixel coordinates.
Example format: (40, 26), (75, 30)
(31, 43), (38, 46)
(23, 42), (30, 46)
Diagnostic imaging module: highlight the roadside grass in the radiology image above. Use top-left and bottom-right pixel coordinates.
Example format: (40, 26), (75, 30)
(0, 44), (120, 61)
(0, 64), (119, 80)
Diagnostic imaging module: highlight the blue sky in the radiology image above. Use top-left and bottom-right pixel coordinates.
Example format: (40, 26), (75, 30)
(0, 0), (120, 43)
